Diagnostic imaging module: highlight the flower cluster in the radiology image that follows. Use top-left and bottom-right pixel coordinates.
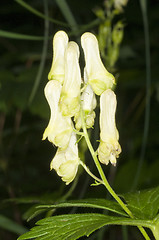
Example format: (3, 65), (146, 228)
(43, 31), (121, 184)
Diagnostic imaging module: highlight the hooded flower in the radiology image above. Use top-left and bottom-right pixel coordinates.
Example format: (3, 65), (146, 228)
(81, 32), (115, 95)
(75, 69), (97, 130)
(50, 132), (79, 185)
(43, 80), (72, 150)
(60, 41), (81, 117)
(48, 31), (68, 84)
(98, 89), (121, 166)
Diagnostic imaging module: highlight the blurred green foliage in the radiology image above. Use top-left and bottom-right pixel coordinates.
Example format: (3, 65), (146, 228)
(0, 0), (159, 239)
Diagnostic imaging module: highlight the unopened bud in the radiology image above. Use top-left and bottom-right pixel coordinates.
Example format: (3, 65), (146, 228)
(60, 41), (81, 117)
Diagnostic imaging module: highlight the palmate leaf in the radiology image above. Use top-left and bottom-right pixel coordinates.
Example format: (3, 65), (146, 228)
(18, 213), (153, 240)
(122, 186), (159, 219)
(25, 198), (127, 221)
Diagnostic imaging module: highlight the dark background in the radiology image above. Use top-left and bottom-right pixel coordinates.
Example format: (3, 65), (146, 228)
(0, 0), (159, 239)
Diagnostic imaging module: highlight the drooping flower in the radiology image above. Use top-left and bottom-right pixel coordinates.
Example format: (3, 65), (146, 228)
(75, 69), (97, 130)
(50, 132), (79, 185)
(60, 41), (81, 117)
(81, 32), (115, 95)
(48, 31), (68, 84)
(98, 89), (121, 166)
(43, 80), (72, 150)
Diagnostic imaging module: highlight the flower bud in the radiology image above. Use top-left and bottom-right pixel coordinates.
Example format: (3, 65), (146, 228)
(82, 70), (97, 112)
(108, 45), (119, 68)
(60, 41), (81, 117)
(43, 80), (72, 149)
(97, 20), (110, 58)
(112, 22), (124, 45)
(98, 89), (121, 166)
(50, 132), (79, 185)
(75, 69), (97, 130)
(81, 32), (115, 95)
(48, 31), (68, 84)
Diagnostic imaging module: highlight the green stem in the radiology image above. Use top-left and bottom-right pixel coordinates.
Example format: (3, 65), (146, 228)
(15, 0), (68, 27)
(151, 226), (159, 240)
(73, 129), (84, 136)
(55, 0), (78, 34)
(132, 0), (151, 190)
(80, 107), (150, 240)
(61, 175), (79, 201)
(151, 216), (159, 240)
(79, 160), (104, 185)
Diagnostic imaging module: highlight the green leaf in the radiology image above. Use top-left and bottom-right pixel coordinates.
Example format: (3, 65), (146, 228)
(17, 213), (153, 240)
(21, 198), (127, 222)
(55, 0), (78, 32)
(114, 160), (137, 193)
(0, 214), (28, 235)
(23, 205), (49, 222)
(5, 192), (60, 205)
(0, 29), (45, 41)
(15, 0), (68, 27)
(122, 186), (159, 219)
(36, 198), (127, 217)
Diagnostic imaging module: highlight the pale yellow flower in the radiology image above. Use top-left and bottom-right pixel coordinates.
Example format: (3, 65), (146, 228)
(81, 32), (115, 95)
(43, 80), (72, 150)
(98, 89), (121, 166)
(60, 41), (81, 117)
(75, 69), (97, 130)
(50, 132), (79, 185)
(48, 31), (68, 84)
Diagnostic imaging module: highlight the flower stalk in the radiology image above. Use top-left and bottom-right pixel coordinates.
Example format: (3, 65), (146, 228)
(80, 106), (150, 240)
